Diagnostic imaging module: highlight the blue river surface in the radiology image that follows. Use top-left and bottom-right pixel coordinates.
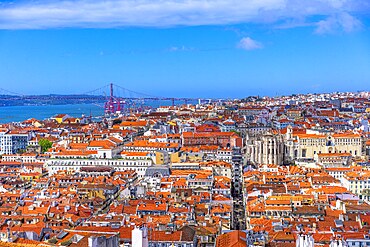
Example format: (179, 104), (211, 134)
(0, 99), (199, 124)
(0, 104), (105, 123)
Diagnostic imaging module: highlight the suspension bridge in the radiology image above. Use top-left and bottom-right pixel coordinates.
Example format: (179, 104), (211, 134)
(82, 83), (202, 115)
(0, 83), (216, 115)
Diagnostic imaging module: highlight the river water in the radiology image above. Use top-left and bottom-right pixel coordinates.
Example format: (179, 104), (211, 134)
(0, 100), (197, 123)
(0, 104), (104, 123)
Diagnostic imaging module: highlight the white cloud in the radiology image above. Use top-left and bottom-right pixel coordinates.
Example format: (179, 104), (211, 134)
(238, 37), (263, 50)
(315, 12), (362, 34)
(168, 46), (195, 52)
(0, 0), (366, 29)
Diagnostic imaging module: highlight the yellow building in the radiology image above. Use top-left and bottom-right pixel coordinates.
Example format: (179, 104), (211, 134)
(170, 152), (181, 163)
(290, 132), (362, 159)
(155, 151), (167, 165)
(76, 184), (119, 200)
(20, 173), (42, 181)
(285, 126), (363, 159)
(51, 114), (70, 124)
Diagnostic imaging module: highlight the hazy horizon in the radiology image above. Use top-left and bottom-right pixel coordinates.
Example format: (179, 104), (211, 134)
(0, 0), (369, 98)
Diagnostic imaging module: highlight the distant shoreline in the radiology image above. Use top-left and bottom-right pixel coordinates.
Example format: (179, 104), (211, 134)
(0, 102), (105, 107)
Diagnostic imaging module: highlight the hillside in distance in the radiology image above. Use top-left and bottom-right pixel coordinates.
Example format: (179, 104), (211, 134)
(0, 94), (106, 106)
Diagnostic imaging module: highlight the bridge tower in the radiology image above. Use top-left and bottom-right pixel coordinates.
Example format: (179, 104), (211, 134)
(104, 83), (122, 115)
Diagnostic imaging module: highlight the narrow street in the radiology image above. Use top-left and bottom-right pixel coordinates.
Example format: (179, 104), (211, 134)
(231, 147), (246, 230)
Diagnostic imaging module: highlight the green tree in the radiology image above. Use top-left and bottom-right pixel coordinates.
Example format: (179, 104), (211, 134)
(230, 130), (241, 136)
(39, 139), (53, 153)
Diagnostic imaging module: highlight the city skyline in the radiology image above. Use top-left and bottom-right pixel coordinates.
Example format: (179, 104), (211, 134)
(1, 84), (370, 99)
(0, 0), (369, 98)
(2, 2), (370, 244)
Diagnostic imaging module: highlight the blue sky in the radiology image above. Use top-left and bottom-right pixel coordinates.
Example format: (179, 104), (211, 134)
(0, 0), (369, 98)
